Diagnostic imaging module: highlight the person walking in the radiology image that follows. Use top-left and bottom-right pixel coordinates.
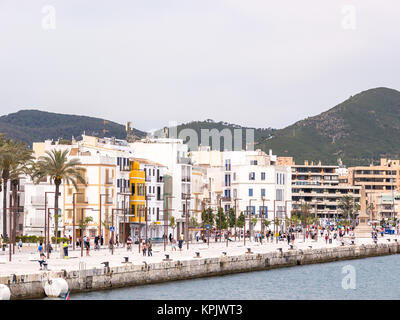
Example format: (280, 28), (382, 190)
(18, 239), (23, 252)
(142, 241), (147, 256)
(100, 235), (104, 246)
(325, 233), (328, 244)
(291, 232), (295, 245)
(86, 237), (90, 256)
(178, 234), (183, 252)
(69, 235), (72, 244)
(171, 238), (176, 251)
(169, 233), (172, 243)
(196, 232), (199, 242)
(148, 242), (152, 256)
(38, 242), (43, 255)
(63, 242), (69, 259)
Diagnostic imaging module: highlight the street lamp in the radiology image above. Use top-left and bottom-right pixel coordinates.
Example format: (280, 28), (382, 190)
(117, 192), (130, 247)
(245, 198), (256, 246)
(163, 195), (175, 251)
(72, 192), (85, 251)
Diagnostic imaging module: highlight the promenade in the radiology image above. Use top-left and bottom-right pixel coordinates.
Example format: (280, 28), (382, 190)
(1, 234), (398, 277)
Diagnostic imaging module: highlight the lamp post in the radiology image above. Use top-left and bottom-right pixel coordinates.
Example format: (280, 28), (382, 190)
(98, 193), (108, 243)
(245, 199), (256, 246)
(117, 192), (130, 247)
(110, 208), (125, 255)
(233, 198), (242, 242)
(144, 194), (154, 245)
(72, 192), (85, 251)
(285, 200), (292, 233)
(260, 197), (270, 245)
(163, 195), (174, 251)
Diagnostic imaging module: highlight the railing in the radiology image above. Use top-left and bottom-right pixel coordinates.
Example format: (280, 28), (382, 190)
(105, 196), (113, 204)
(105, 179), (113, 185)
(76, 196), (88, 204)
(178, 157), (192, 165)
(182, 176), (191, 182)
(119, 187), (130, 194)
(156, 177), (163, 183)
(31, 196), (45, 205)
(120, 165), (131, 172)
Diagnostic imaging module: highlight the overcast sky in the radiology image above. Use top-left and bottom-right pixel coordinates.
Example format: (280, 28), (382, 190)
(0, 1), (399, 132)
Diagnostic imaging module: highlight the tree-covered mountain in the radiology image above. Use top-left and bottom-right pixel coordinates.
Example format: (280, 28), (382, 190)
(0, 110), (146, 145)
(258, 87), (400, 166)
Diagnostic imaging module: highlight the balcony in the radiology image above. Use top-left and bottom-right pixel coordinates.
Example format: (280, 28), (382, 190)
(120, 165), (131, 172)
(178, 157), (191, 165)
(119, 187), (130, 194)
(31, 196), (45, 206)
(105, 179), (113, 185)
(156, 176), (163, 183)
(104, 196), (113, 204)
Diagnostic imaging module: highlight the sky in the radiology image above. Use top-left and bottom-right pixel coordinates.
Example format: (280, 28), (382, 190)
(0, 0), (399, 132)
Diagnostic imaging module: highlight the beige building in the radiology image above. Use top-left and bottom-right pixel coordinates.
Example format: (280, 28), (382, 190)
(286, 158), (361, 222)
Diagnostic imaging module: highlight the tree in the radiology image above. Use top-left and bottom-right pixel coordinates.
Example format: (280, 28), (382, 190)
(338, 195), (360, 227)
(215, 207), (227, 230)
(169, 216), (176, 239)
(228, 208), (236, 229)
(250, 217), (258, 238)
(201, 208), (214, 228)
(33, 149), (86, 243)
(0, 138), (33, 241)
(264, 219), (271, 229)
(236, 212), (245, 237)
(189, 216), (199, 228)
(78, 216), (93, 236)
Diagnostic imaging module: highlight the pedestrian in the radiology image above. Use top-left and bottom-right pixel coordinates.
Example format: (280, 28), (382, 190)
(196, 232), (199, 242)
(116, 235), (119, 247)
(169, 233), (172, 243)
(325, 233), (328, 244)
(18, 239), (23, 252)
(178, 235), (183, 251)
(148, 242), (152, 256)
(38, 242), (43, 255)
(142, 242), (147, 256)
(287, 233), (290, 245)
(63, 242), (69, 259)
(101, 235), (104, 246)
(171, 238), (176, 251)
(48, 243), (52, 257)
(69, 235), (72, 244)
(109, 238), (113, 253)
(86, 236), (90, 256)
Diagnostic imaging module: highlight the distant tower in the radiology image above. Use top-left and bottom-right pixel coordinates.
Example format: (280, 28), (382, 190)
(126, 122), (135, 142)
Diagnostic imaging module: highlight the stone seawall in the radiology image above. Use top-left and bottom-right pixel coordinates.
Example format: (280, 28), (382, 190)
(2, 242), (399, 300)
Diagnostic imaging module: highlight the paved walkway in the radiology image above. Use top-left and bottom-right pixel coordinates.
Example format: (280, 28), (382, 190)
(0, 234), (399, 276)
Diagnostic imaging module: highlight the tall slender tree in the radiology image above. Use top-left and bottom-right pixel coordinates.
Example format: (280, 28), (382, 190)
(0, 138), (33, 242)
(33, 149), (86, 242)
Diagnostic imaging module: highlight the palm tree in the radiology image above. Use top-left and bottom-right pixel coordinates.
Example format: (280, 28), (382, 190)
(169, 216), (176, 239)
(33, 149), (86, 243)
(339, 195), (360, 228)
(0, 139), (33, 241)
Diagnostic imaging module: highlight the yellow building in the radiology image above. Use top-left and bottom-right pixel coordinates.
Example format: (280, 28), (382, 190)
(129, 160), (146, 239)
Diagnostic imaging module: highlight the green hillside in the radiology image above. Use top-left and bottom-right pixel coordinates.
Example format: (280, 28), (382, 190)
(0, 110), (146, 145)
(258, 87), (400, 166)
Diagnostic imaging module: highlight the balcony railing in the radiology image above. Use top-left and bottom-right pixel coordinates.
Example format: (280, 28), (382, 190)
(31, 196), (45, 205)
(119, 187), (130, 194)
(120, 165), (131, 172)
(182, 176), (191, 182)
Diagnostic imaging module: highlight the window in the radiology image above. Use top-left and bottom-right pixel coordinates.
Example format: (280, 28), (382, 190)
(261, 172), (266, 180)
(249, 172), (255, 180)
(131, 205), (135, 217)
(259, 206), (268, 218)
(131, 183), (135, 196)
(246, 206), (255, 216)
(261, 188), (265, 197)
(276, 189), (284, 201)
(233, 172), (236, 181)
(233, 189), (237, 198)
(249, 188), (253, 197)
(250, 160), (258, 165)
(225, 174), (231, 187)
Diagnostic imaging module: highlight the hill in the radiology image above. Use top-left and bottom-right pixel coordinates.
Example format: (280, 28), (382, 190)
(0, 110), (146, 145)
(258, 87), (400, 166)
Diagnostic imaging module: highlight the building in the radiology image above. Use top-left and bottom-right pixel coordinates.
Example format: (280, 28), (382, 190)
(289, 159), (361, 222)
(128, 158), (165, 242)
(191, 147), (292, 232)
(132, 138), (192, 239)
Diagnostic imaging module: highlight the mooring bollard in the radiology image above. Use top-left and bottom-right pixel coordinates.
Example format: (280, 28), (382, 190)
(289, 245), (294, 250)
(123, 257), (129, 263)
(0, 284), (11, 300)
(351, 240), (355, 245)
(387, 239), (391, 242)
(195, 252), (200, 258)
(308, 246), (312, 249)
(101, 261), (109, 268)
(394, 239), (398, 242)
(277, 248), (282, 253)
(247, 248), (252, 254)
(222, 252), (227, 256)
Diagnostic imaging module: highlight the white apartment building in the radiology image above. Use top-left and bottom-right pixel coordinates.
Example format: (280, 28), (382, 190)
(132, 138), (192, 239)
(191, 147), (292, 233)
